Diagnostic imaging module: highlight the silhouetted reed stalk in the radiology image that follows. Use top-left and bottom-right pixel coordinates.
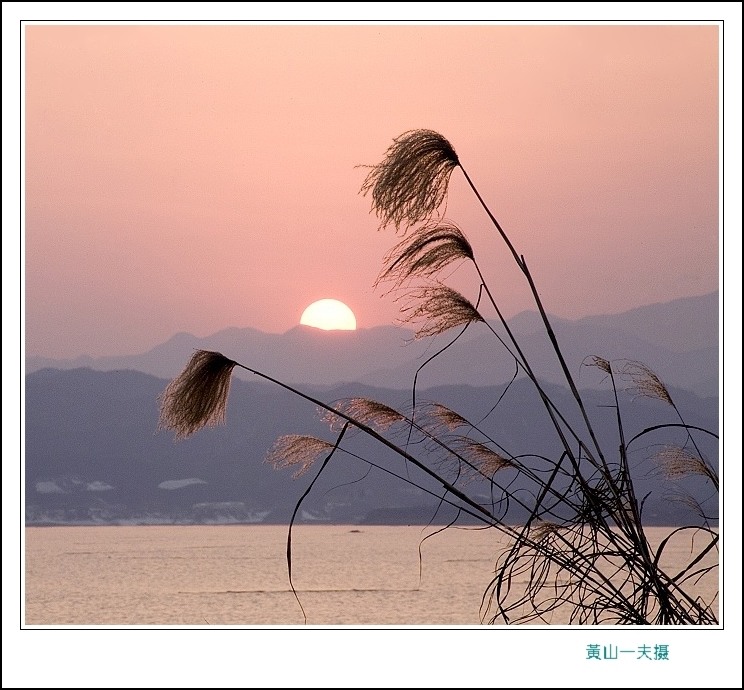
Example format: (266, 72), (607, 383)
(160, 130), (718, 625)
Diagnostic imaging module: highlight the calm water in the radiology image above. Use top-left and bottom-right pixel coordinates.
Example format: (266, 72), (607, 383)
(24, 525), (718, 626)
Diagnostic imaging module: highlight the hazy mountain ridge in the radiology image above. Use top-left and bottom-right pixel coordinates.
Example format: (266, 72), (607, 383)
(26, 291), (719, 398)
(25, 367), (718, 526)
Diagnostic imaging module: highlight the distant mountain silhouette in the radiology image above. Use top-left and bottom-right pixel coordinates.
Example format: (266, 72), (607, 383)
(25, 368), (718, 526)
(26, 291), (719, 398)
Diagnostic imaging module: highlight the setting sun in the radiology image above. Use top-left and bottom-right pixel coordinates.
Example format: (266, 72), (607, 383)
(300, 299), (357, 331)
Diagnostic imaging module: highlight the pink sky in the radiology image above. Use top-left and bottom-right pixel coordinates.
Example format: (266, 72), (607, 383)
(24, 24), (720, 359)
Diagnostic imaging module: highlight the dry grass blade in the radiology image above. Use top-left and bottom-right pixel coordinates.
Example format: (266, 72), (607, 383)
(375, 220), (474, 290)
(618, 360), (674, 405)
(158, 350), (237, 438)
(400, 283), (484, 338)
(266, 435), (336, 478)
(360, 129), (459, 232)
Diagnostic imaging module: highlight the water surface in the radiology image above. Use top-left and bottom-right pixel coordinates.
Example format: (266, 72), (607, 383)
(24, 525), (717, 626)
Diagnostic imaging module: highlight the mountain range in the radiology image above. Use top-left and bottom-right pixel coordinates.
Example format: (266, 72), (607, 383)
(24, 291), (720, 526)
(25, 369), (718, 527)
(27, 291), (719, 398)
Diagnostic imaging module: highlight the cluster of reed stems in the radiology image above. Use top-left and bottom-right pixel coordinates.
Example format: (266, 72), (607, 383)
(160, 130), (718, 624)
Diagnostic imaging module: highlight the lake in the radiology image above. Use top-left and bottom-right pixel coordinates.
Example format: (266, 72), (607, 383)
(24, 524), (718, 626)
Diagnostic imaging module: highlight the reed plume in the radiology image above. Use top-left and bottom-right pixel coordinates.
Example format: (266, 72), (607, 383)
(360, 129), (460, 232)
(653, 445), (718, 485)
(619, 360), (674, 405)
(665, 488), (714, 523)
(532, 521), (567, 542)
(375, 220), (474, 291)
(158, 350), (237, 438)
(400, 283), (484, 338)
(586, 355), (612, 374)
(265, 435), (336, 478)
(323, 398), (407, 432)
(450, 436), (513, 479)
(420, 402), (472, 432)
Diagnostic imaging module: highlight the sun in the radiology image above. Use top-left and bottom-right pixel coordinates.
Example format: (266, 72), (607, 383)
(300, 299), (357, 331)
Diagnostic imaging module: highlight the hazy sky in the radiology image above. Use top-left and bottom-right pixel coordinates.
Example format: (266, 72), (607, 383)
(24, 24), (720, 359)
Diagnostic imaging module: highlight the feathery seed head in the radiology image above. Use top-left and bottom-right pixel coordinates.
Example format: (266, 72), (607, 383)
(421, 402), (472, 432)
(375, 220), (474, 291)
(158, 350), (237, 439)
(653, 446), (717, 484)
(451, 436), (513, 479)
(360, 129), (460, 232)
(265, 435), (336, 478)
(322, 397), (407, 432)
(400, 283), (484, 339)
(619, 360), (674, 406)
(532, 522), (566, 542)
(586, 356), (612, 374)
